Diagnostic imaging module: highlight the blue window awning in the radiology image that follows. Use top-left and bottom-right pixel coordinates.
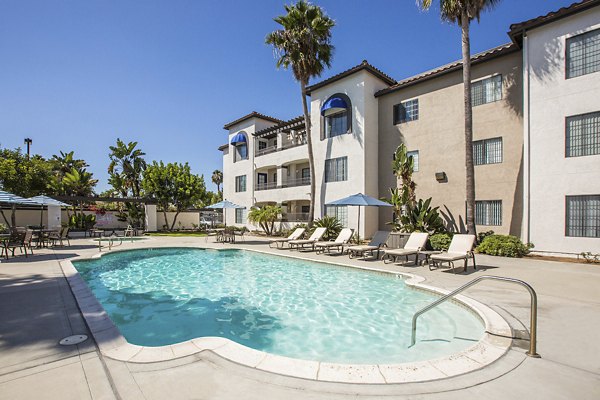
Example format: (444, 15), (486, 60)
(230, 133), (247, 145)
(321, 96), (348, 116)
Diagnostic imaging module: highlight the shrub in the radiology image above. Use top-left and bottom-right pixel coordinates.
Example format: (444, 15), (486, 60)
(398, 198), (446, 233)
(581, 252), (600, 264)
(429, 233), (454, 251)
(0, 223), (7, 233)
(476, 234), (533, 258)
(311, 216), (342, 241)
(477, 230), (494, 243)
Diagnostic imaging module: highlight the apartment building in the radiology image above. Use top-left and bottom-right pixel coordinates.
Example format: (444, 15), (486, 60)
(219, 0), (600, 255)
(510, 0), (600, 254)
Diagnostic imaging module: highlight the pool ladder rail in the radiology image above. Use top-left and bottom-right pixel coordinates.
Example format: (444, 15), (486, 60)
(410, 275), (540, 358)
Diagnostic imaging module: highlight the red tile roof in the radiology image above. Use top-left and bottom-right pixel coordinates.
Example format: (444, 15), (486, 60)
(305, 60), (396, 95)
(374, 43), (518, 97)
(223, 111), (283, 130)
(508, 0), (600, 46)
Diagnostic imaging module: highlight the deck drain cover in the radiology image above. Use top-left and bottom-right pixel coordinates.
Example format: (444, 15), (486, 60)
(59, 335), (88, 346)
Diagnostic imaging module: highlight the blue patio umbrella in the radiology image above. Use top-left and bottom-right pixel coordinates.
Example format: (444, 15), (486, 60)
(206, 199), (245, 227)
(29, 195), (70, 228)
(326, 193), (392, 243)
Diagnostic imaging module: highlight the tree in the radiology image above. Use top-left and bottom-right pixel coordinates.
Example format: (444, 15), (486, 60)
(62, 167), (98, 228)
(49, 150), (88, 197)
(0, 147), (53, 227)
(417, 0), (500, 235)
(211, 170), (223, 200)
(392, 144), (417, 210)
(143, 161), (206, 231)
(266, 0), (335, 225)
(108, 139), (147, 227)
(248, 205), (282, 236)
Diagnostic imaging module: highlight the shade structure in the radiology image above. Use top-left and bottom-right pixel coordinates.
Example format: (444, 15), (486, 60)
(206, 200), (245, 227)
(28, 195), (70, 228)
(321, 96), (348, 116)
(0, 190), (42, 206)
(325, 193), (392, 243)
(230, 133), (247, 145)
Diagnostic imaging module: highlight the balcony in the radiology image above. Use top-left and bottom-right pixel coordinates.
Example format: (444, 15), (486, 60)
(255, 177), (310, 191)
(280, 212), (310, 222)
(255, 138), (307, 157)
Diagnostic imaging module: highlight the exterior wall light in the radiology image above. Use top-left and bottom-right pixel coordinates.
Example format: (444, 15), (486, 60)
(435, 172), (447, 182)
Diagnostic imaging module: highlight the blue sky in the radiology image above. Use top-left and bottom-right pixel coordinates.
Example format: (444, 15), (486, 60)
(0, 0), (575, 192)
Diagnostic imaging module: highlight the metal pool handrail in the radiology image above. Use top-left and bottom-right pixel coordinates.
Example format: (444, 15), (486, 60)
(410, 275), (540, 357)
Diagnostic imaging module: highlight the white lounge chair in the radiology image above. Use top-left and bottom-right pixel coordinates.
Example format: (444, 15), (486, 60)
(314, 228), (354, 254)
(289, 227), (327, 251)
(347, 231), (390, 259)
(429, 234), (477, 273)
(382, 232), (429, 265)
(269, 228), (306, 248)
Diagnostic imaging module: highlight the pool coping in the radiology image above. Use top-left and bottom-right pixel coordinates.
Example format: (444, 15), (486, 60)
(60, 245), (514, 384)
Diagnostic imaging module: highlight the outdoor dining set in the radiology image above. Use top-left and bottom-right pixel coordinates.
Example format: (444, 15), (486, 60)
(0, 226), (71, 260)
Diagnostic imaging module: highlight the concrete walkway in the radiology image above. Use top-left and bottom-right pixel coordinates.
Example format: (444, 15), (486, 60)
(1, 236), (599, 399)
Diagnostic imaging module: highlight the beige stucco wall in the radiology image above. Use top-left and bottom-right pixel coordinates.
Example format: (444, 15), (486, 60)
(377, 51), (524, 236)
(525, 8), (600, 254)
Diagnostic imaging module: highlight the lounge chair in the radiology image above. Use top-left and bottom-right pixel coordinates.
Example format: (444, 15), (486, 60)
(289, 227), (327, 251)
(269, 228), (306, 248)
(382, 232), (429, 265)
(314, 228), (354, 254)
(347, 231), (390, 259)
(429, 234), (476, 273)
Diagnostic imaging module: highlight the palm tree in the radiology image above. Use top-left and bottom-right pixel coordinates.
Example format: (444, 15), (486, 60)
(266, 0), (335, 226)
(248, 205), (282, 236)
(49, 151), (88, 196)
(108, 139), (147, 198)
(417, 0), (500, 236)
(63, 167), (98, 228)
(212, 169), (223, 198)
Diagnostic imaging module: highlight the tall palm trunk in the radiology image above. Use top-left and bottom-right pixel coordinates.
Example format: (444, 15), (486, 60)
(461, 9), (476, 236)
(300, 80), (316, 226)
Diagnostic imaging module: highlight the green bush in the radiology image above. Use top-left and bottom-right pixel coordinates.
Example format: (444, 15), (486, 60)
(429, 233), (453, 251)
(311, 216), (342, 241)
(476, 234), (533, 258)
(477, 230), (494, 243)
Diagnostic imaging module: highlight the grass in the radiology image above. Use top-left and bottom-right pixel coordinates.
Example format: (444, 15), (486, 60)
(146, 231), (207, 237)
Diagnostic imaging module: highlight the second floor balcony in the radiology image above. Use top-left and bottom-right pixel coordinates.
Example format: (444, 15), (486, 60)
(255, 137), (307, 157)
(255, 177), (310, 191)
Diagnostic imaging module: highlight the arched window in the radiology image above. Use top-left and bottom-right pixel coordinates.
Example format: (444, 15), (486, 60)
(321, 93), (352, 139)
(230, 131), (248, 162)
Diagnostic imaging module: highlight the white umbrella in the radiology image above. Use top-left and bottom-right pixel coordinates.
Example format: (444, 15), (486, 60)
(206, 200), (245, 228)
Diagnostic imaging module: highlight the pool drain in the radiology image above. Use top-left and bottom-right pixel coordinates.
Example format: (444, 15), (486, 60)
(59, 334), (88, 346)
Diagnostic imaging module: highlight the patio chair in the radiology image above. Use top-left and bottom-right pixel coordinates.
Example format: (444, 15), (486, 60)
(314, 228), (354, 254)
(1, 230), (28, 259)
(269, 228), (306, 248)
(288, 227), (327, 251)
(429, 234), (476, 273)
(48, 227), (71, 247)
(382, 232), (429, 265)
(347, 231), (390, 259)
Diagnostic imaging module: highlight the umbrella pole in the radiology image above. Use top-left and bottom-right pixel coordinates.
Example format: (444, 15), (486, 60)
(357, 206), (361, 244)
(40, 205), (44, 228)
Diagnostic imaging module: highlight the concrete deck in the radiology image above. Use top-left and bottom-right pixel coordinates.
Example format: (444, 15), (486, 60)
(1, 236), (599, 399)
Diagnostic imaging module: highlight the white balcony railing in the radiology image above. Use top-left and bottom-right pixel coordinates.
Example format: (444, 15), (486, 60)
(255, 177), (310, 191)
(280, 213), (310, 222)
(255, 139), (307, 157)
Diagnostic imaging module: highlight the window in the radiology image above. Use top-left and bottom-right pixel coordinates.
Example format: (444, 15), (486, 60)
(301, 168), (310, 183)
(566, 195), (600, 237)
(325, 205), (348, 227)
(325, 157), (348, 182)
(235, 208), (245, 224)
(473, 137), (503, 165)
(567, 29), (600, 79)
(566, 111), (600, 157)
(393, 99), (419, 124)
(406, 150), (419, 172)
(326, 110), (348, 137)
(235, 175), (246, 192)
(472, 75), (502, 106)
(475, 200), (502, 226)
(258, 141), (267, 150)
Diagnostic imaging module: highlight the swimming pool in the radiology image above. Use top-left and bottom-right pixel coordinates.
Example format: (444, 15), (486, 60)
(73, 248), (484, 364)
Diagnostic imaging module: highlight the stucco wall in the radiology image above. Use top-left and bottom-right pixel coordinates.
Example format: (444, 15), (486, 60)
(525, 8), (600, 254)
(377, 51), (524, 236)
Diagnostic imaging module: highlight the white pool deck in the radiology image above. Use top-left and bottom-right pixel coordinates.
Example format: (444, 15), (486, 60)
(0, 235), (599, 399)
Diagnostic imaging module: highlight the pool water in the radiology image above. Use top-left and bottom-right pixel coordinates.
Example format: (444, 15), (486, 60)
(73, 248), (484, 364)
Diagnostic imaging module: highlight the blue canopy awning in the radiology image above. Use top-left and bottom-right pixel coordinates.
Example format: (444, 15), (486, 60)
(321, 96), (348, 116)
(230, 133), (247, 145)
(326, 193), (392, 207)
